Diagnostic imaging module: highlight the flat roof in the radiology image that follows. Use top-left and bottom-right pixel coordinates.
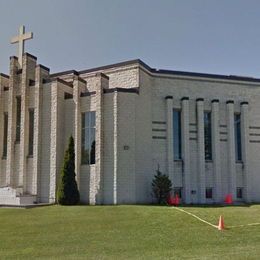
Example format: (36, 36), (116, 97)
(51, 59), (260, 84)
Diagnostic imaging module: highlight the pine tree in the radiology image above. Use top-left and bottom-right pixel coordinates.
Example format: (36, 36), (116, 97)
(152, 167), (172, 204)
(57, 136), (80, 205)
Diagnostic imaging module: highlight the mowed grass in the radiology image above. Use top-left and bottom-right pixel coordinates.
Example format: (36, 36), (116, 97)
(0, 205), (260, 259)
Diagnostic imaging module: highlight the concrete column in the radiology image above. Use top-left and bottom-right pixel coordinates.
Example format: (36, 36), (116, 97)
(0, 78), (3, 180)
(49, 79), (73, 203)
(73, 77), (86, 194)
(211, 100), (221, 202)
(49, 81), (58, 203)
(226, 100), (236, 199)
(0, 77), (4, 154)
(166, 96), (174, 181)
(0, 75), (7, 185)
(241, 102), (250, 202)
(181, 97), (191, 204)
(113, 89), (118, 205)
(19, 54), (37, 192)
(33, 65), (49, 197)
(89, 73), (108, 205)
(196, 98), (206, 204)
(6, 57), (19, 187)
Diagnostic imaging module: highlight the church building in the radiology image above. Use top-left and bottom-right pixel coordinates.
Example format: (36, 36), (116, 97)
(0, 26), (260, 205)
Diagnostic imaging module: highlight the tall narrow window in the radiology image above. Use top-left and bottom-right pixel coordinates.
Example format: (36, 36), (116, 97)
(236, 187), (243, 199)
(206, 187), (213, 199)
(81, 111), (96, 165)
(16, 96), (21, 142)
(234, 114), (242, 161)
(28, 109), (34, 156)
(3, 113), (8, 158)
(173, 110), (182, 160)
(204, 112), (212, 160)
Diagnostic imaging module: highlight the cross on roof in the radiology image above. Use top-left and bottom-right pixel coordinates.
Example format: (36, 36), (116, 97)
(11, 25), (33, 65)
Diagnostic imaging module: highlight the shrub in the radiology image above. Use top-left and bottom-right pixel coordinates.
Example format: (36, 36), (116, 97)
(152, 168), (172, 204)
(57, 136), (80, 205)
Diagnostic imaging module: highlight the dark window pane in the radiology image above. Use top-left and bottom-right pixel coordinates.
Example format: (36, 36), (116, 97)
(204, 112), (212, 160)
(16, 96), (21, 142)
(90, 127), (95, 165)
(206, 188), (213, 199)
(234, 114), (242, 161)
(86, 112), (91, 128)
(90, 112), (96, 128)
(236, 187), (243, 199)
(90, 140), (96, 165)
(28, 109), (34, 156)
(3, 113), (8, 158)
(173, 187), (182, 198)
(173, 110), (182, 160)
(82, 112), (85, 130)
(81, 113), (89, 164)
(81, 111), (96, 165)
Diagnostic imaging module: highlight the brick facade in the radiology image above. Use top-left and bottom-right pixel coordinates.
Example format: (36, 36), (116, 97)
(0, 54), (260, 205)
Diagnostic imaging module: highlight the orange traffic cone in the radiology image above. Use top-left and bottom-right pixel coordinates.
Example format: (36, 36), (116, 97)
(218, 215), (225, 230)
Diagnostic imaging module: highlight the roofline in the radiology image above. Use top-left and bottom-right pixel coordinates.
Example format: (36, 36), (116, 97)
(50, 59), (260, 84)
(0, 73), (9, 79)
(78, 59), (151, 75)
(51, 70), (79, 78)
(152, 68), (260, 83)
(50, 59), (145, 78)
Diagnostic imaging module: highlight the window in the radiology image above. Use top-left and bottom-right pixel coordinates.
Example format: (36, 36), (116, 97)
(173, 187), (182, 199)
(3, 113), (8, 158)
(206, 188), (213, 199)
(29, 79), (35, 86)
(81, 111), (96, 165)
(173, 110), (182, 160)
(204, 112), (212, 160)
(237, 187), (243, 199)
(16, 96), (21, 142)
(234, 114), (242, 161)
(28, 109), (34, 156)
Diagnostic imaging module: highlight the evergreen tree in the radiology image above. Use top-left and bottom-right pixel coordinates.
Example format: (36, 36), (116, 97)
(152, 167), (172, 204)
(57, 136), (80, 205)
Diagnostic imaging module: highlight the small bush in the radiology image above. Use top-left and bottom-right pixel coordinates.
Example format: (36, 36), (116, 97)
(152, 168), (172, 204)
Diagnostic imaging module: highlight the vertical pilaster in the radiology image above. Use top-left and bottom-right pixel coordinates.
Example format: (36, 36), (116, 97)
(89, 73), (108, 205)
(19, 54), (37, 192)
(113, 89), (118, 205)
(166, 96), (174, 181)
(49, 81), (58, 203)
(211, 100), (221, 202)
(181, 97), (191, 204)
(6, 57), (19, 187)
(227, 100), (236, 199)
(0, 76), (5, 184)
(49, 80), (73, 203)
(241, 102), (250, 202)
(196, 98), (206, 204)
(33, 65), (49, 197)
(73, 77), (86, 194)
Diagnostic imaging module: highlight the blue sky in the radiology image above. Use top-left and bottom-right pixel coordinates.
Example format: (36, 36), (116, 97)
(1, 0), (260, 77)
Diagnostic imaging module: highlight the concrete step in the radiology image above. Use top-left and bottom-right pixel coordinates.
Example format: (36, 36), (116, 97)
(0, 187), (36, 205)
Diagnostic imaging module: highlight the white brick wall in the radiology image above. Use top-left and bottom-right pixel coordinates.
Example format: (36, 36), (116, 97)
(2, 56), (260, 205)
(150, 71), (260, 203)
(39, 85), (51, 202)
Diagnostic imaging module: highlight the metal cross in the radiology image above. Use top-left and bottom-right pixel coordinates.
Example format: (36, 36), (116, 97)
(11, 25), (33, 65)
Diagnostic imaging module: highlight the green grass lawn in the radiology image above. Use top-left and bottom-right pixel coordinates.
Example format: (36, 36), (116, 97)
(0, 205), (260, 259)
